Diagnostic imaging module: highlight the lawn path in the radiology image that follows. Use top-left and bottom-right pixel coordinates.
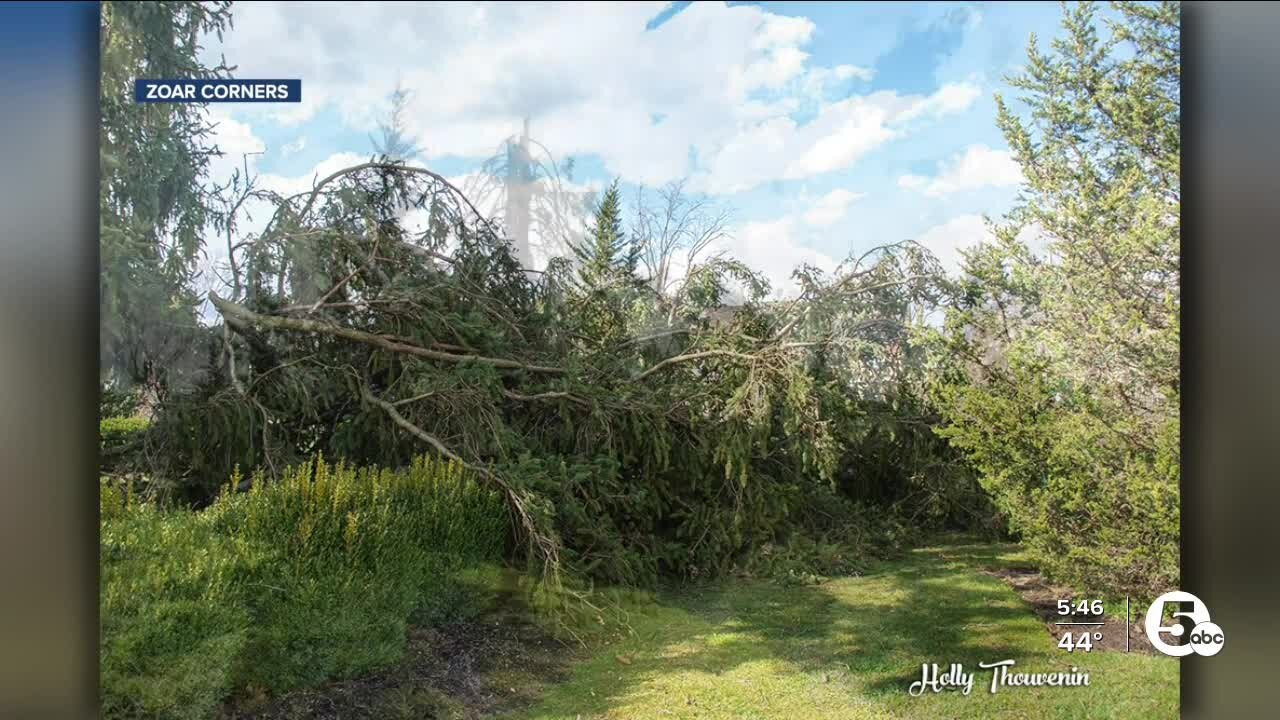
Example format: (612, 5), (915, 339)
(513, 539), (1178, 720)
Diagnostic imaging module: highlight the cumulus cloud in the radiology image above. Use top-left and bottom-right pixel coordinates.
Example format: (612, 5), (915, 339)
(898, 143), (1022, 197)
(254, 152), (370, 198)
(914, 214), (992, 275)
(802, 188), (864, 227)
(204, 107), (266, 181)
(713, 217), (839, 298)
(912, 82), (983, 118)
(913, 214), (1048, 275)
(832, 64), (875, 82)
(280, 136), (307, 157)
(206, 2), (977, 194)
(698, 81), (979, 194)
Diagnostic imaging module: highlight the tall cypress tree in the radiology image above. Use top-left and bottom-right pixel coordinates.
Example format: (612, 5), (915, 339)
(933, 1), (1181, 596)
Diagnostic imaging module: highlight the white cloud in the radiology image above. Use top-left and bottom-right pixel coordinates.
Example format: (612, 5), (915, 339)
(204, 108), (266, 181)
(206, 2), (978, 194)
(254, 151), (370, 198)
(898, 143), (1022, 197)
(783, 104), (899, 180)
(698, 82), (979, 194)
(897, 174), (926, 191)
(914, 214), (993, 275)
(795, 63), (874, 106)
(750, 12), (814, 50)
(832, 64), (875, 82)
(732, 45), (811, 95)
(280, 136), (307, 157)
(714, 217), (839, 298)
(916, 82), (983, 117)
(706, 188), (870, 296)
(802, 188), (864, 227)
(911, 215), (1050, 277)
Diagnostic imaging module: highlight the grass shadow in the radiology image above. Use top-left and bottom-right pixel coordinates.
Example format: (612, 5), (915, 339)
(515, 537), (1065, 718)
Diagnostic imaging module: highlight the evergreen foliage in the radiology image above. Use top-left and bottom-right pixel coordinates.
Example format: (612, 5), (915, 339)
(573, 180), (632, 288)
(99, 1), (233, 387)
(929, 1), (1180, 596)
(371, 81), (423, 163)
(567, 180), (644, 350)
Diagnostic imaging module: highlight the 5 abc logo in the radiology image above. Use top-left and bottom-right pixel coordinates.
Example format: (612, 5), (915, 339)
(1144, 591), (1225, 657)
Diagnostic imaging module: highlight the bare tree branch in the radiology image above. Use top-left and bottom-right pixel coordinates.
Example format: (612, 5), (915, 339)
(633, 180), (729, 299)
(360, 385), (561, 578)
(209, 291), (565, 375)
(633, 349), (759, 382)
(501, 389), (592, 407)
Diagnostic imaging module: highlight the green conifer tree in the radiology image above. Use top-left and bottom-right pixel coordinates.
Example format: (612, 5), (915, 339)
(574, 179), (629, 290)
(569, 180), (638, 348)
(100, 1), (233, 386)
(932, 1), (1180, 597)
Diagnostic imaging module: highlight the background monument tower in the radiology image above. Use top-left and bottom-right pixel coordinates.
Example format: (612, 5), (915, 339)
(503, 117), (537, 269)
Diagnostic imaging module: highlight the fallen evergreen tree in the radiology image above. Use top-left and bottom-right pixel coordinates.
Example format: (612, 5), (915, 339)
(134, 157), (985, 588)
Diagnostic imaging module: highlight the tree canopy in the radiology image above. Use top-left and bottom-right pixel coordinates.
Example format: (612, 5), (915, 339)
(100, 1), (233, 389)
(931, 1), (1180, 596)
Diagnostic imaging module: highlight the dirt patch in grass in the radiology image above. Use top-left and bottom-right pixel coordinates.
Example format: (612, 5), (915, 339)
(983, 568), (1163, 655)
(221, 612), (574, 720)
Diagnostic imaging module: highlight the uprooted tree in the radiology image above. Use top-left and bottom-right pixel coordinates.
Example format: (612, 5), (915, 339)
(136, 151), (987, 588)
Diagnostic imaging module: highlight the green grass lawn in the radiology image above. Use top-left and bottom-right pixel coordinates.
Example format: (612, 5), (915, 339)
(511, 539), (1178, 720)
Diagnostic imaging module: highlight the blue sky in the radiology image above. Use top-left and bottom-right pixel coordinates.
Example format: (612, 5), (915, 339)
(199, 1), (1076, 298)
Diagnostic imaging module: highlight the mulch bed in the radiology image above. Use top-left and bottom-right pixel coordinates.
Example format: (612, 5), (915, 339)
(221, 612), (573, 720)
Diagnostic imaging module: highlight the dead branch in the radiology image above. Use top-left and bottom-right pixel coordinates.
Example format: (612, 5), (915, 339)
(209, 291), (564, 375)
(771, 275), (935, 342)
(360, 386), (561, 577)
(501, 389), (592, 408)
(633, 349), (760, 382)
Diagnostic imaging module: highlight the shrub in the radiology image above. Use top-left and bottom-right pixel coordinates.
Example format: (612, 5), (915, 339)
(99, 415), (150, 473)
(99, 381), (141, 419)
(934, 369), (1180, 598)
(100, 455), (507, 720)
